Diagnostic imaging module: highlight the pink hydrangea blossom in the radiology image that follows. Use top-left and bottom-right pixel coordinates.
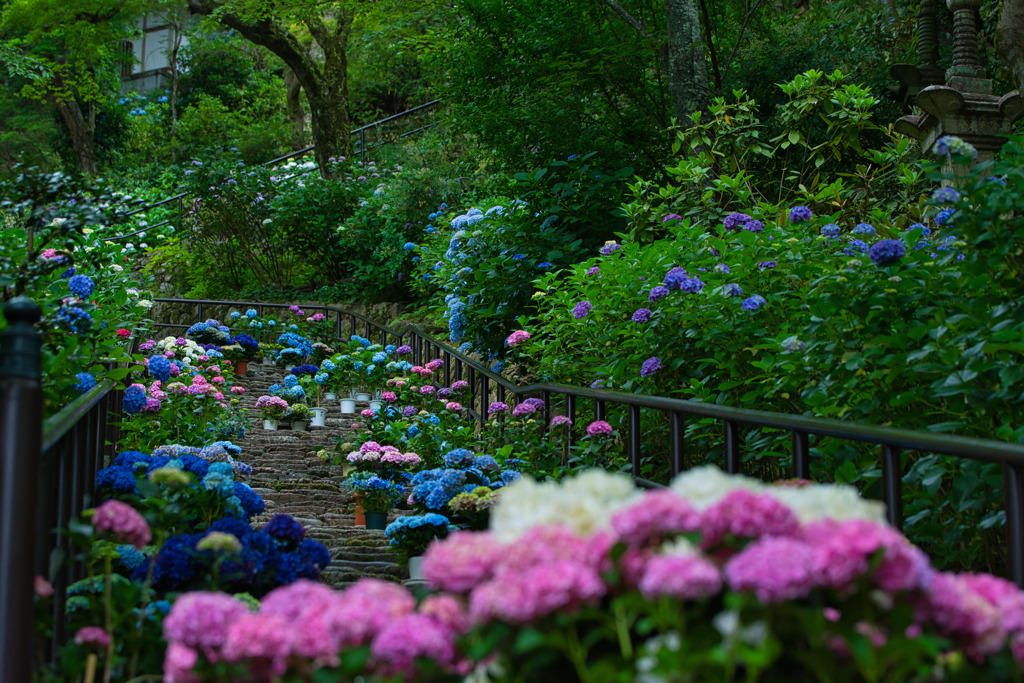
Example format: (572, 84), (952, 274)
(550, 415), (572, 427)
(73, 626), (110, 648)
(420, 385), (436, 395)
(426, 359), (444, 371)
(469, 560), (605, 623)
(638, 553), (722, 600)
(451, 380), (469, 391)
(807, 519), (931, 592)
(724, 537), (817, 603)
(962, 572), (1024, 633)
(230, 386), (245, 394)
(211, 376), (225, 384)
(163, 592), (251, 655)
(422, 531), (504, 593)
(370, 613), (456, 673)
(34, 575), (54, 598)
(611, 490), (701, 544)
(511, 402), (536, 417)
(926, 572), (1006, 656)
(92, 499), (151, 548)
(419, 594), (471, 635)
(221, 613), (292, 674)
(331, 579), (416, 647)
(163, 643), (199, 683)
(445, 401), (463, 411)
(586, 420), (613, 436)
(382, 391), (397, 402)
(361, 409), (376, 418)
(701, 489), (798, 546)
(506, 330), (531, 347)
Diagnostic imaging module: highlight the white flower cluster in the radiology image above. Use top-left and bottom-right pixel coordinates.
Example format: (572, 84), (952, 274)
(671, 465), (886, 524)
(153, 336), (205, 363)
(489, 469), (640, 542)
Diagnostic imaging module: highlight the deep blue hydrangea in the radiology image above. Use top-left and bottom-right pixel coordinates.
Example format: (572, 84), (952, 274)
(122, 385), (147, 415)
(852, 223), (875, 235)
(935, 208), (956, 226)
(297, 538), (331, 573)
(741, 295), (767, 311)
(869, 239), (906, 266)
(231, 334), (259, 353)
(150, 534), (199, 590)
(276, 332), (314, 357)
(73, 372), (96, 393)
(209, 516), (254, 538)
(724, 283), (743, 298)
(264, 514), (306, 545)
(501, 470), (522, 484)
(68, 274), (95, 299)
(96, 466), (138, 494)
(61, 267), (76, 279)
(289, 364), (319, 377)
(233, 482), (265, 518)
(908, 223), (932, 237)
(57, 306), (91, 333)
(113, 450), (151, 468)
(147, 355), (171, 382)
(177, 455), (209, 479)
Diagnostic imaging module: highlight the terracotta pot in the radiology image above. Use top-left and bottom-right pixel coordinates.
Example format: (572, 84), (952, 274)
(354, 494), (366, 526)
(235, 359), (249, 377)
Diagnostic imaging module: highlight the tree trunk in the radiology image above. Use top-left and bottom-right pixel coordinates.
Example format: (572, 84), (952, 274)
(185, 0), (352, 177)
(56, 98), (97, 175)
(665, 0), (710, 127)
(284, 68), (306, 150)
(998, 0), (1024, 91)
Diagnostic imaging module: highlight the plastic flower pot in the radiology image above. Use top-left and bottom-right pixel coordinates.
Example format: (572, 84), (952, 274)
(285, 364), (295, 372)
(291, 421), (309, 432)
(262, 419), (278, 431)
(262, 356), (275, 366)
(354, 392), (371, 402)
(408, 555), (425, 582)
(235, 360), (249, 377)
(340, 398), (357, 414)
(311, 407), (328, 427)
(364, 511), (388, 530)
(325, 392), (338, 401)
(368, 399), (383, 412)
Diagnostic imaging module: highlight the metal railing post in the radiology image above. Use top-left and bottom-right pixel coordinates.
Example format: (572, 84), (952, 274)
(0, 297), (43, 682)
(881, 444), (903, 529)
(1005, 463), (1024, 586)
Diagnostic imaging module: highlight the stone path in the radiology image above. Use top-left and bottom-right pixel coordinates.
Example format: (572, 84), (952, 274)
(233, 363), (408, 588)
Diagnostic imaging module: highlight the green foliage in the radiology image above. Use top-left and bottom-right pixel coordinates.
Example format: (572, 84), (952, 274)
(413, 153), (634, 357)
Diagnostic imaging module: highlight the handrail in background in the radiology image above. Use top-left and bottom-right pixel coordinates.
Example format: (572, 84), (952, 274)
(110, 99), (444, 243)
(149, 297), (1024, 585)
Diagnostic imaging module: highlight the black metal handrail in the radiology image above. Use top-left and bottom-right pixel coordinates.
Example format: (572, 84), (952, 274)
(149, 297), (1024, 585)
(110, 99), (444, 243)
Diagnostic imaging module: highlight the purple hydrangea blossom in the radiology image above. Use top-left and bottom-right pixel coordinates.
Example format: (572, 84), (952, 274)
(662, 213), (682, 223)
(844, 239), (869, 255)
(640, 357), (662, 377)
(788, 206), (813, 223)
(599, 242), (622, 256)
(852, 222), (875, 235)
(724, 283), (743, 298)
(487, 402), (509, 415)
(743, 220), (764, 233)
(631, 308), (652, 322)
(648, 286), (669, 303)
(723, 213), (751, 232)
(572, 301), (592, 319)
(586, 420), (613, 436)
(757, 261), (777, 270)
(587, 266), (601, 276)
(869, 239), (906, 266)
(820, 224), (841, 238)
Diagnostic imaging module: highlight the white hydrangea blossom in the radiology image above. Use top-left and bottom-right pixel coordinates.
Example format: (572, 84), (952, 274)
(766, 484), (886, 524)
(490, 469), (640, 542)
(670, 465), (764, 511)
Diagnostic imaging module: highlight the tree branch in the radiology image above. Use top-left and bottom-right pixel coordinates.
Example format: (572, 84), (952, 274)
(601, 0), (652, 39)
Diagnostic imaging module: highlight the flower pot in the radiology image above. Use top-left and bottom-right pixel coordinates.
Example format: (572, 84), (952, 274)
(408, 555), (425, 582)
(291, 421), (309, 432)
(368, 399), (383, 412)
(311, 407), (328, 427)
(354, 392), (371, 402)
(340, 398), (357, 414)
(285, 364), (295, 372)
(235, 360), (249, 377)
(262, 356), (275, 366)
(325, 392), (338, 401)
(354, 494), (366, 526)
(365, 511), (388, 530)
(262, 419), (278, 431)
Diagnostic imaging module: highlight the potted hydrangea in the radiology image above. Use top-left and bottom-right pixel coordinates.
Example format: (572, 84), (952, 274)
(384, 513), (453, 581)
(343, 474), (405, 529)
(284, 403), (313, 432)
(254, 395), (289, 430)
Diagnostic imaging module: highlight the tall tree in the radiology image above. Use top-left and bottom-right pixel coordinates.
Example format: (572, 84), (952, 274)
(185, 0), (354, 176)
(997, 0), (1024, 91)
(665, 0), (710, 124)
(1, 0), (142, 174)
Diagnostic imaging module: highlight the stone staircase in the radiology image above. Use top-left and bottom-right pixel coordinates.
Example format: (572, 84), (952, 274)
(232, 363), (408, 588)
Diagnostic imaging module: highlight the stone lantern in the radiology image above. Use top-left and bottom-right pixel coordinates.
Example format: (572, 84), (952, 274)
(893, 0), (1024, 164)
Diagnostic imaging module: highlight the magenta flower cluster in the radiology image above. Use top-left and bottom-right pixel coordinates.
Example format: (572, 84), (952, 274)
(92, 499), (151, 548)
